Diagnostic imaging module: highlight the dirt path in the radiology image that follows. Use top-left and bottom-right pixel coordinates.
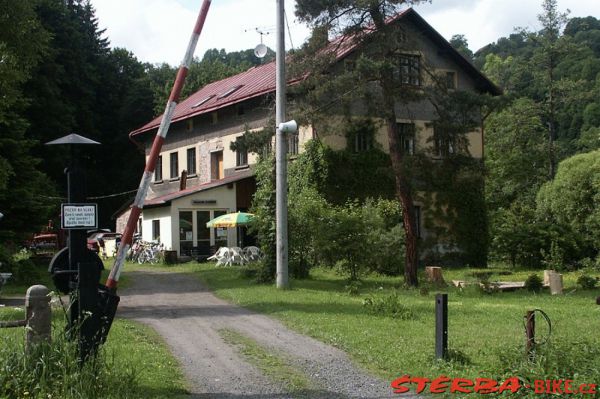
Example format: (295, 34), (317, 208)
(118, 271), (411, 398)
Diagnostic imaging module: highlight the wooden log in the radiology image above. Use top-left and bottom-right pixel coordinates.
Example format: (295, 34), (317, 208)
(426, 266), (446, 286)
(548, 272), (563, 295)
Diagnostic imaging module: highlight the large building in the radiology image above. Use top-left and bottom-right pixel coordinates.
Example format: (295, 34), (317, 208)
(121, 8), (499, 257)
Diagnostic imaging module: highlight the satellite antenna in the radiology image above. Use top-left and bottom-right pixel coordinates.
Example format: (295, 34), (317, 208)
(254, 43), (268, 58)
(245, 27), (272, 60)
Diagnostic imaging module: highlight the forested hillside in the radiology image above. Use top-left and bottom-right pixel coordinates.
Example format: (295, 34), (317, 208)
(458, 1), (600, 268)
(0, 0), (270, 244)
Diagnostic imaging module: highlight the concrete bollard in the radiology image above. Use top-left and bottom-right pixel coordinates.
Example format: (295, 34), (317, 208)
(548, 272), (563, 295)
(25, 285), (51, 348)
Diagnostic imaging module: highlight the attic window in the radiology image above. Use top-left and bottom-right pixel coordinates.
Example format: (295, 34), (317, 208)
(218, 84), (243, 99)
(191, 95), (215, 108)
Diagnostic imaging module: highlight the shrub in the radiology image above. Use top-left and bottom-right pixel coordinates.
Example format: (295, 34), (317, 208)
(577, 274), (598, 290)
(524, 274), (543, 293)
(362, 292), (416, 320)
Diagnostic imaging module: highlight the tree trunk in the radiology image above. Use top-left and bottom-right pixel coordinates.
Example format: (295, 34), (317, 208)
(369, 5), (419, 287)
(386, 118), (419, 287)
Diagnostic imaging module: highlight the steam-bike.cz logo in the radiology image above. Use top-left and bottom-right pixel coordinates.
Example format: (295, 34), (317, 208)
(390, 375), (598, 395)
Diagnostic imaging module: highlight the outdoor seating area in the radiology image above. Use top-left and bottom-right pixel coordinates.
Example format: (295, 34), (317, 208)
(207, 246), (263, 267)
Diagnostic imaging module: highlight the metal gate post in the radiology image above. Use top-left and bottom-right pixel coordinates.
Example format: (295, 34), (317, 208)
(435, 293), (448, 360)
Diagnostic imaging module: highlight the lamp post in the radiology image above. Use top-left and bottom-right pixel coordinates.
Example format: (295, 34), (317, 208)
(46, 133), (113, 361)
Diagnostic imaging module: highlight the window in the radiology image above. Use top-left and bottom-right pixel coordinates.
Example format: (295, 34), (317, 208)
(152, 220), (160, 241)
(217, 84), (243, 99)
(187, 148), (196, 175)
(191, 94), (215, 108)
(445, 71), (456, 89)
(179, 211), (193, 255)
(154, 155), (163, 181)
(433, 126), (455, 158)
(397, 123), (416, 155)
(186, 119), (193, 132)
(354, 131), (372, 152)
(344, 59), (356, 72)
(395, 54), (421, 86)
(211, 112), (218, 125)
(288, 134), (299, 155)
(236, 148), (248, 167)
(170, 152), (179, 179)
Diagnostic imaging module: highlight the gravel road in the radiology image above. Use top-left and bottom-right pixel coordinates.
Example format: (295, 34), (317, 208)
(118, 270), (414, 399)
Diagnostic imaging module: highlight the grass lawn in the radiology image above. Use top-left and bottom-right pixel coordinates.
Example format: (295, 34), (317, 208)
(174, 262), (600, 393)
(0, 306), (187, 399)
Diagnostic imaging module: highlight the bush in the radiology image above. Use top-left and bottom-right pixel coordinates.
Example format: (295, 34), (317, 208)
(362, 292), (416, 320)
(524, 274), (543, 293)
(577, 274), (598, 289)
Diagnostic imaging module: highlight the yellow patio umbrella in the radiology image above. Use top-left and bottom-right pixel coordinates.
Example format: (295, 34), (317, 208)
(205, 212), (255, 228)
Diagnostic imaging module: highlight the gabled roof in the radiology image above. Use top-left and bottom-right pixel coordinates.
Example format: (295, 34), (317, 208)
(131, 8), (499, 138)
(143, 169), (254, 207)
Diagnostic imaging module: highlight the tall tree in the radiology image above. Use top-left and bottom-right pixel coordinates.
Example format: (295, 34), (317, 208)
(295, 1), (456, 286)
(0, 0), (55, 241)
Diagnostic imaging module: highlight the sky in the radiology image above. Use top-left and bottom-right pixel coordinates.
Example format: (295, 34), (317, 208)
(90, 0), (600, 66)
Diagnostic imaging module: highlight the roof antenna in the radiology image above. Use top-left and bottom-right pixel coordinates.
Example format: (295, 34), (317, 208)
(245, 27), (272, 60)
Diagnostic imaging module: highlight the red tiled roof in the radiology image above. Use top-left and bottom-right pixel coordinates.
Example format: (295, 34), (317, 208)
(131, 62), (279, 136)
(144, 169), (254, 207)
(131, 8), (499, 137)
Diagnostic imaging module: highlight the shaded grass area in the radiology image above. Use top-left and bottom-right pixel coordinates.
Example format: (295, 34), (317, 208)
(0, 306), (187, 399)
(219, 328), (313, 394)
(183, 263), (600, 396)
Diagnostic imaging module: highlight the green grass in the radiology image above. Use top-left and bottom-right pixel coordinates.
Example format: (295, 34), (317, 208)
(219, 328), (312, 393)
(0, 305), (188, 398)
(181, 263), (600, 393)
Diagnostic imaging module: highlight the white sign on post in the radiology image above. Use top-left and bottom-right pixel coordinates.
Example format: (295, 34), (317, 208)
(61, 203), (98, 229)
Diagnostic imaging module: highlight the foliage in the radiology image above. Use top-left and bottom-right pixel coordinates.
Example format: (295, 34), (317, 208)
(576, 274), (597, 289)
(362, 292), (416, 320)
(0, 0), (56, 242)
(248, 155), (276, 283)
(536, 150), (600, 259)
(524, 274), (544, 293)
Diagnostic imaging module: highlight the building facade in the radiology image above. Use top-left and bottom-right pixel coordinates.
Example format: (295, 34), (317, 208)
(122, 8), (499, 257)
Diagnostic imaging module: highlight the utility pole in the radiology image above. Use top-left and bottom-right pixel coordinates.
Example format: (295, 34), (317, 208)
(275, 0), (289, 289)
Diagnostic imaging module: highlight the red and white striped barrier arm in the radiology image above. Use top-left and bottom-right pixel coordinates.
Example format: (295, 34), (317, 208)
(106, 0), (212, 290)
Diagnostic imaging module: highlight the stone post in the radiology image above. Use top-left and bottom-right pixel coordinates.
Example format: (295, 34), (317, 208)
(25, 285), (51, 349)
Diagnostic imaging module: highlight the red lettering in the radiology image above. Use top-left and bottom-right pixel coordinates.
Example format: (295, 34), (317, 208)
(551, 379), (564, 394)
(474, 378), (498, 394)
(450, 378), (474, 394)
(412, 377), (431, 394)
(429, 376), (450, 394)
(564, 380), (573, 394)
(498, 377), (522, 394)
(589, 384), (597, 394)
(534, 380), (546, 394)
(390, 375), (411, 394)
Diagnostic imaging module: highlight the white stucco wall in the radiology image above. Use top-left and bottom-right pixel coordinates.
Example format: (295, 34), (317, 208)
(141, 207), (172, 249)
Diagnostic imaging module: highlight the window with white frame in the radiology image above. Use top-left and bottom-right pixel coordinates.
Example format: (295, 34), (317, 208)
(236, 147), (248, 167)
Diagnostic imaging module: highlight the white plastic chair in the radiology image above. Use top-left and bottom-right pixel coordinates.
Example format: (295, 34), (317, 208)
(207, 247), (231, 267)
(229, 247), (245, 265)
(242, 246), (262, 262)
